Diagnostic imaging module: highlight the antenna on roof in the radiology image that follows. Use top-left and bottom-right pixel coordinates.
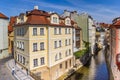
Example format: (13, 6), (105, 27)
(34, 6), (38, 10)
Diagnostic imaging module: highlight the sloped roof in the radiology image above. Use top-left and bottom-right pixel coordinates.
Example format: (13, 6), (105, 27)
(100, 23), (110, 28)
(113, 20), (120, 26)
(0, 12), (8, 19)
(26, 15), (50, 25)
(8, 16), (16, 33)
(15, 9), (75, 28)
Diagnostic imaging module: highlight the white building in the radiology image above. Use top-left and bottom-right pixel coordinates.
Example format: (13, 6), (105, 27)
(88, 17), (96, 55)
(0, 12), (9, 59)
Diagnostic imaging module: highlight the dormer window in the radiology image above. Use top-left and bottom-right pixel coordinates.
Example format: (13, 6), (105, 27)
(53, 17), (58, 23)
(51, 14), (59, 24)
(67, 20), (70, 24)
(65, 18), (71, 25)
(21, 16), (24, 23)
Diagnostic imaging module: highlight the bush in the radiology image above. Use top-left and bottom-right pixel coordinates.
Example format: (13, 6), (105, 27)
(74, 49), (87, 59)
(74, 41), (90, 59)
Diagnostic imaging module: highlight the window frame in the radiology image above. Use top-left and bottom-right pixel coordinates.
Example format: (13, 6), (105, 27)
(33, 43), (37, 51)
(40, 57), (45, 65)
(33, 59), (38, 67)
(40, 42), (44, 50)
(40, 28), (44, 35)
(33, 28), (37, 36)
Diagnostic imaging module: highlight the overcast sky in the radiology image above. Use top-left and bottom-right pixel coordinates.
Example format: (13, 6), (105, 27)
(0, 0), (120, 23)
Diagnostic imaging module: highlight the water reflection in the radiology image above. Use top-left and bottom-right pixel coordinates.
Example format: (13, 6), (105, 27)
(66, 50), (109, 80)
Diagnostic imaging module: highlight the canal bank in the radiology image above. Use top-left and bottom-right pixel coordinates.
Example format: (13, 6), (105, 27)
(65, 49), (109, 80)
(104, 44), (114, 80)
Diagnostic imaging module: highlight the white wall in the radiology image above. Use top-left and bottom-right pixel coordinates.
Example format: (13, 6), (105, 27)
(0, 18), (9, 59)
(88, 18), (96, 54)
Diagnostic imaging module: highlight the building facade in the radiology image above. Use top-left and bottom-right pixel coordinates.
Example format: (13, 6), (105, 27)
(62, 10), (96, 54)
(8, 16), (16, 56)
(62, 10), (82, 52)
(0, 12), (9, 59)
(14, 7), (75, 80)
(110, 17), (120, 80)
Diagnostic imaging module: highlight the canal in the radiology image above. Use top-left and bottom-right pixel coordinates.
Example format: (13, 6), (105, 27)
(66, 49), (109, 80)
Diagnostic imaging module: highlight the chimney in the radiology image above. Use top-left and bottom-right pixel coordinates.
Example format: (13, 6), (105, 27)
(34, 6), (38, 10)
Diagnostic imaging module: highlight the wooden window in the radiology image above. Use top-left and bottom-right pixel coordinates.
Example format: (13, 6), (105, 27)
(40, 28), (44, 35)
(33, 59), (38, 67)
(33, 28), (37, 36)
(40, 42), (44, 50)
(33, 43), (37, 51)
(40, 57), (45, 65)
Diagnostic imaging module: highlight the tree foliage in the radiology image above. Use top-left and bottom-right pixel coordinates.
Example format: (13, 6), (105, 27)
(74, 40), (90, 59)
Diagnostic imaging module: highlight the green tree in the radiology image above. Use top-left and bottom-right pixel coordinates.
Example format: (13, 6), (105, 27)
(74, 40), (90, 59)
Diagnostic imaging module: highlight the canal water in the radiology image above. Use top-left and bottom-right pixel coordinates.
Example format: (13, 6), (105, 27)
(66, 49), (109, 80)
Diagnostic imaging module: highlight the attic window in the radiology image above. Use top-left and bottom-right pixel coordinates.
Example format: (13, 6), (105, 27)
(67, 20), (70, 24)
(65, 18), (71, 25)
(21, 16), (24, 23)
(53, 17), (58, 23)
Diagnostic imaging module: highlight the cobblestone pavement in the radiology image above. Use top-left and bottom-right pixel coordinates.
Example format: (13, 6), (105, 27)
(0, 57), (16, 80)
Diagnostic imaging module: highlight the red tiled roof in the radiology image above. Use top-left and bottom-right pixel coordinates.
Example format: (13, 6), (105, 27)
(8, 16), (16, 33)
(15, 9), (74, 28)
(100, 23), (110, 28)
(26, 9), (50, 17)
(0, 12), (8, 19)
(26, 15), (50, 25)
(113, 20), (120, 26)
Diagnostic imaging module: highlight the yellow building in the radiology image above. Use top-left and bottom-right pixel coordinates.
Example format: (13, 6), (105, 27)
(14, 7), (75, 80)
(8, 17), (16, 56)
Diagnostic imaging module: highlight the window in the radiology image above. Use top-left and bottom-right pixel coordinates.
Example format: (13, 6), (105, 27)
(33, 59), (38, 67)
(18, 28), (20, 36)
(19, 42), (21, 49)
(65, 61), (67, 69)
(23, 57), (25, 65)
(65, 39), (67, 46)
(65, 51), (68, 57)
(18, 54), (19, 61)
(33, 28), (37, 36)
(17, 28), (19, 36)
(20, 55), (22, 63)
(69, 39), (71, 45)
(21, 28), (24, 36)
(40, 42), (44, 50)
(40, 57), (45, 65)
(20, 28), (22, 36)
(67, 20), (70, 24)
(53, 17), (58, 23)
(33, 43), (37, 51)
(59, 53), (62, 59)
(60, 64), (62, 69)
(17, 41), (19, 48)
(54, 28), (57, 34)
(54, 41), (57, 48)
(69, 28), (71, 34)
(59, 28), (61, 34)
(40, 28), (44, 35)
(69, 49), (71, 55)
(22, 42), (24, 51)
(21, 42), (24, 51)
(65, 28), (67, 34)
(55, 54), (58, 61)
(59, 40), (61, 47)
(69, 59), (71, 67)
